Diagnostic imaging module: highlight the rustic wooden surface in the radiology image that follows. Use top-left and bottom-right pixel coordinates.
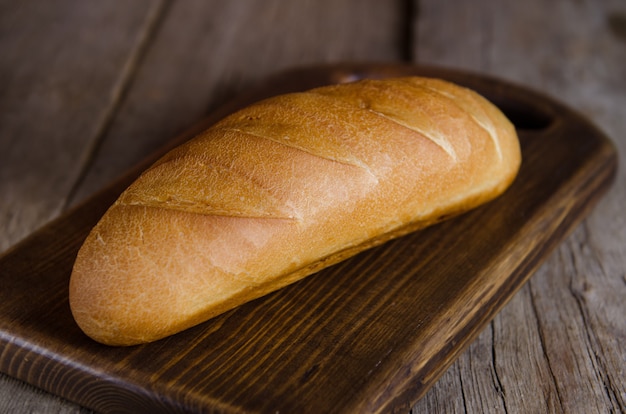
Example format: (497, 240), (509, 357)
(0, 63), (616, 413)
(0, 1), (623, 413)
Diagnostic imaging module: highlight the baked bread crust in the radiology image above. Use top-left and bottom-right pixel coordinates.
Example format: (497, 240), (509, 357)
(69, 77), (521, 345)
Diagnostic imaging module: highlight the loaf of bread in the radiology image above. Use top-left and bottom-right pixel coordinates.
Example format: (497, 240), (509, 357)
(69, 77), (521, 346)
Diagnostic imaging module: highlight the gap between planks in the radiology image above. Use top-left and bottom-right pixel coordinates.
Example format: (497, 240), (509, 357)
(62, 0), (172, 211)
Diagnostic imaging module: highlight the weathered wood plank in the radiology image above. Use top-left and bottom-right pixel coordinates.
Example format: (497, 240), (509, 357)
(0, 0), (164, 251)
(0, 375), (92, 414)
(69, 0), (406, 206)
(417, 322), (506, 413)
(529, 224), (626, 412)
(411, 0), (626, 412)
(492, 285), (562, 412)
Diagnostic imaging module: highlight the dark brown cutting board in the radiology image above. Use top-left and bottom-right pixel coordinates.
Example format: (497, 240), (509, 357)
(0, 63), (617, 413)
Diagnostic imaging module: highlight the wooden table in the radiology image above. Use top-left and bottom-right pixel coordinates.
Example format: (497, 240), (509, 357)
(1, 1), (624, 412)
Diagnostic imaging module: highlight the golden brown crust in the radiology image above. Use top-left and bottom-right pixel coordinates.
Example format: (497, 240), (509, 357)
(69, 77), (521, 346)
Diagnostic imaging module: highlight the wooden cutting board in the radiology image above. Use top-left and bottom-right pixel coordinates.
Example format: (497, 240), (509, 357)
(0, 63), (617, 413)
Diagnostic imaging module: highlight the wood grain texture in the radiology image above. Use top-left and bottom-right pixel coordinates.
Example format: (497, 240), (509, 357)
(0, 64), (617, 413)
(0, 0), (163, 252)
(1, 0), (624, 411)
(412, 0), (626, 412)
